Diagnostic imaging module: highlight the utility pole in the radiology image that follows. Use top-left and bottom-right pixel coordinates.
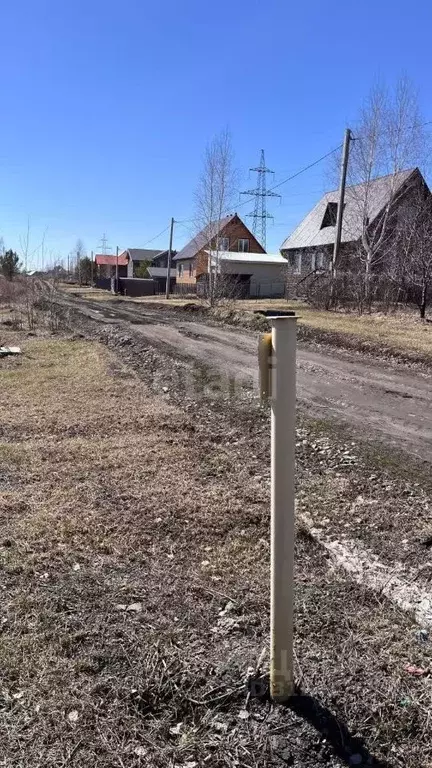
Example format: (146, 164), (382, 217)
(90, 250), (94, 286)
(115, 246), (119, 294)
(165, 217), (175, 300)
(331, 128), (352, 284)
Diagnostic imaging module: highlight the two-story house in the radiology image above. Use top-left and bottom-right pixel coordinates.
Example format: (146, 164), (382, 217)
(173, 213), (265, 285)
(280, 167), (429, 297)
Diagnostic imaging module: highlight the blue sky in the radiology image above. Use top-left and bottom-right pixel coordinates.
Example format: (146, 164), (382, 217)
(1, 0), (432, 267)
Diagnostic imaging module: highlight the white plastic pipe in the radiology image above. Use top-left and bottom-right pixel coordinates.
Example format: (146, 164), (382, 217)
(270, 316), (297, 702)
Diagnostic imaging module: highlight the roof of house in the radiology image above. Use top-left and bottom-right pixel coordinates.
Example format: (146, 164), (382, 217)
(173, 214), (235, 261)
(95, 254), (128, 266)
(280, 168), (419, 251)
(120, 248), (165, 262)
(207, 250), (286, 265)
(147, 266), (176, 278)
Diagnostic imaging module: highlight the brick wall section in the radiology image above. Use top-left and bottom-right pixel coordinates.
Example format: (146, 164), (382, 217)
(176, 215), (265, 284)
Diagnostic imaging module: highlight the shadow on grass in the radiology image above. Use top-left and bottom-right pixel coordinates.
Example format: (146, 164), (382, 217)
(249, 677), (392, 767)
(285, 691), (393, 768)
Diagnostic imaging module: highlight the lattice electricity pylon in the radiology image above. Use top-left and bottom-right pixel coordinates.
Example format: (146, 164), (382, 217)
(240, 150), (280, 250)
(99, 233), (112, 254)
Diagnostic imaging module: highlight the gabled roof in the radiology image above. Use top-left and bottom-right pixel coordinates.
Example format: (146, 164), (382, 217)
(173, 214), (235, 261)
(95, 253), (128, 266)
(121, 248), (164, 262)
(280, 168), (420, 251)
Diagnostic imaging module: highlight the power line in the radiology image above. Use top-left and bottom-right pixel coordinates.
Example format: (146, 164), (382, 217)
(237, 144), (343, 211)
(269, 146), (343, 192)
(146, 144), (345, 252)
(142, 224), (171, 247)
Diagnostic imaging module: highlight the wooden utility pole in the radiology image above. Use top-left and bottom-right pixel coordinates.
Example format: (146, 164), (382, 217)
(331, 128), (352, 281)
(165, 217), (175, 300)
(90, 250), (94, 286)
(115, 245), (119, 293)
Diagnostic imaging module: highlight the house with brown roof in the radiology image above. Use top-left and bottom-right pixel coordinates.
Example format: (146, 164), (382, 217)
(280, 167), (428, 297)
(173, 214), (266, 288)
(95, 253), (129, 278)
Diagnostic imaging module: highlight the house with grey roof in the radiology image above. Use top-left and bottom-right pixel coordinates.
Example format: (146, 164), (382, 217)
(280, 167), (427, 297)
(118, 248), (176, 279)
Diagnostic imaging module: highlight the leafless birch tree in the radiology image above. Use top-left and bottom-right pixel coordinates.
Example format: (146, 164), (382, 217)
(194, 128), (238, 304)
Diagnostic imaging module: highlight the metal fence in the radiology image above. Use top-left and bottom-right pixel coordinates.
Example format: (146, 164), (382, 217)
(174, 281), (286, 300)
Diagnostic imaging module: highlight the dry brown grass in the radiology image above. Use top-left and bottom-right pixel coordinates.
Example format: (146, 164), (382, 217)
(1, 331), (432, 766)
(224, 299), (432, 361)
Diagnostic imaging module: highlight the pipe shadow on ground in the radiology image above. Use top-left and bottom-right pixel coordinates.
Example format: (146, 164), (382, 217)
(285, 691), (393, 768)
(250, 677), (392, 767)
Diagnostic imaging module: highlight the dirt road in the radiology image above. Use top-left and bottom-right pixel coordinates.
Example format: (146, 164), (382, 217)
(66, 294), (432, 462)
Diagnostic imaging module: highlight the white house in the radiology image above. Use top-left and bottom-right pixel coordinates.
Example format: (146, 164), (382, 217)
(206, 251), (287, 298)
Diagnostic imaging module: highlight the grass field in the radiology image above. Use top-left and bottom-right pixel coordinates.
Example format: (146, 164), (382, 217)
(1, 327), (432, 766)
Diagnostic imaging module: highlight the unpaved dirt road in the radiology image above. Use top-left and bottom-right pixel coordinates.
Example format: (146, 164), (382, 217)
(66, 294), (432, 462)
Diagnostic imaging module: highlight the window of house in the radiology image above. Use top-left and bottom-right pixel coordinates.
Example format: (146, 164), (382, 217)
(189, 262), (193, 277)
(320, 202), (339, 228)
(177, 264), (183, 277)
(287, 252), (301, 272)
(316, 252), (324, 270)
(218, 237), (229, 251)
(238, 238), (249, 252)
(311, 253), (316, 271)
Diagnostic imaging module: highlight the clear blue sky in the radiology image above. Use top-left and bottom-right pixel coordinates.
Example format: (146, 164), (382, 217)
(2, 0), (432, 267)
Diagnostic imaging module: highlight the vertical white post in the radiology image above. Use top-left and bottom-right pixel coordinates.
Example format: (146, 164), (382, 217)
(270, 316), (297, 702)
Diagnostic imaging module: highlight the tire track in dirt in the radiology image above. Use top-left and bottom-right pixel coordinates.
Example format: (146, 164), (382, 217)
(62, 292), (432, 463)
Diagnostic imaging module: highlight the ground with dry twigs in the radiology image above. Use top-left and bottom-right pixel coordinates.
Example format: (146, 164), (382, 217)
(0, 320), (431, 767)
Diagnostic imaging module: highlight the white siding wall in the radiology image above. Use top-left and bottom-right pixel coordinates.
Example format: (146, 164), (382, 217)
(221, 260), (287, 298)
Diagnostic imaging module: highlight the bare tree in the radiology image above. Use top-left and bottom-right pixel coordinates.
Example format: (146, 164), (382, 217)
(194, 128), (238, 305)
(396, 185), (432, 318)
(346, 77), (429, 308)
(73, 239), (86, 285)
(19, 218), (31, 274)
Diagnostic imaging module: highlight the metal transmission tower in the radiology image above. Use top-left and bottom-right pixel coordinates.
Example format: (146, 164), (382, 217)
(241, 150), (280, 250)
(99, 233), (112, 254)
